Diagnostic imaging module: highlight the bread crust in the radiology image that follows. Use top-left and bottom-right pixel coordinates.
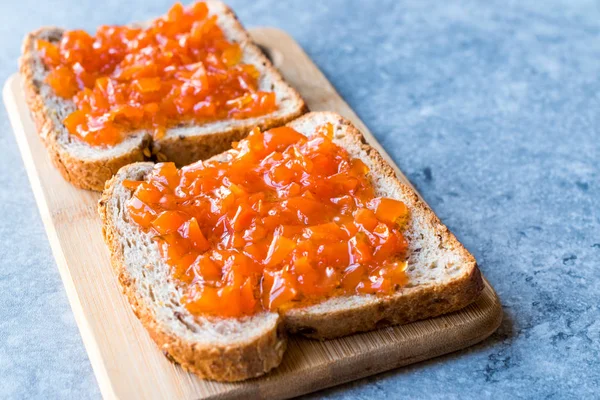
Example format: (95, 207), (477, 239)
(19, 1), (306, 190)
(285, 266), (483, 339)
(99, 164), (287, 382)
(282, 113), (483, 339)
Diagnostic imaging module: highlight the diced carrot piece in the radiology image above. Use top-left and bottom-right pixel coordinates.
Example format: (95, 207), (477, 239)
(133, 77), (161, 93)
(185, 285), (220, 315)
(181, 217), (210, 252)
(354, 208), (378, 231)
(151, 211), (189, 235)
(264, 235), (296, 267)
(190, 1), (209, 19)
(122, 180), (143, 190)
(341, 263), (367, 292)
(36, 39), (61, 66)
(371, 198), (410, 227)
(239, 277), (258, 315)
(63, 110), (87, 135)
(45, 66), (79, 98)
(166, 2), (185, 22)
(262, 270), (298, 310)
(262, 127), (305, 153)
(349, 234), (373, 264)
(231, 204), (255, 232)
(304, 222), (346, 241)
(222, 43), (242, 67)
(127, 197), (156, 227)
(196, 255), (222, 282)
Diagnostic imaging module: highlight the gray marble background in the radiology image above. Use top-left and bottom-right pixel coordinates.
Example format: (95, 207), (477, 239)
(1, 0), (599, 399)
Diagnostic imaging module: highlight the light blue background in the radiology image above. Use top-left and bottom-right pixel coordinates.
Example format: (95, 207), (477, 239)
(0, 1), (599, 398)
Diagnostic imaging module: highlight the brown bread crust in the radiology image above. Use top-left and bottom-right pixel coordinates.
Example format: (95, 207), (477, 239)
(285, 267), (483, 339)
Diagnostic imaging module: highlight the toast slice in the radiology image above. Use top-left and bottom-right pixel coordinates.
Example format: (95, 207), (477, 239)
(100, 162), (285, 381)
(282, 113), (483, 338)
(99, 112), (483, 381)
(20, 0), (306, 191)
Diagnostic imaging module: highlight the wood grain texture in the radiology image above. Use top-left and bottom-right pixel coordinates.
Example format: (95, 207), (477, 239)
(3, 28), (502, 400)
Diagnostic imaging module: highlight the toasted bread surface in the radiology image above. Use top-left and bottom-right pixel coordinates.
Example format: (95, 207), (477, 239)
(20, 1), (306, 191)
(99, 111), (482, 380)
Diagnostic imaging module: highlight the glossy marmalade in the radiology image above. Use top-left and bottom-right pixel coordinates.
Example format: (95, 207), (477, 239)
(124, 123), (411, 318)
(36, 2), (277, 147)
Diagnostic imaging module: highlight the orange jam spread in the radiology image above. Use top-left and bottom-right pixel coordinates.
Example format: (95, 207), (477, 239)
(124, 124), (410, 317)
(36, 2), (277, 147)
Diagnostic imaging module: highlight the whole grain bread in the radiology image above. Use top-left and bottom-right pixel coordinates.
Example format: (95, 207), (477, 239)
(20, 0), (306, 191)
(100, 162), (285, 381)
(99, 112), (483, 381)
(283, 113), (483, 338)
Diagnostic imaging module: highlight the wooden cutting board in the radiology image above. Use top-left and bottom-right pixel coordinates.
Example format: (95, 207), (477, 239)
(3, 27), (502, 400)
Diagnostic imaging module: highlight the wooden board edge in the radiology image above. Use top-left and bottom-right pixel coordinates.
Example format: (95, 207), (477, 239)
(258, 280), (502, 399)
(3, 74), (118, 400)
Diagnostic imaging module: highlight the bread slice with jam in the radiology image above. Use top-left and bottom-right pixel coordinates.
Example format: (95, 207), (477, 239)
(99, 111), (483, 381)
(282, 113), (483, 338)
(20, 1), (306, 191)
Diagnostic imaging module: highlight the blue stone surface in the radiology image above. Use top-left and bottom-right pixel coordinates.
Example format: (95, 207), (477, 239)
(0, 0), (598, 398)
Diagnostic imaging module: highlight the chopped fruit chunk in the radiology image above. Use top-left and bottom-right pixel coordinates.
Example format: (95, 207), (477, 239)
(180, 218), (210, 252)
(63, 110), (87, 136)
(354, 208), (378, 231)
(231, 204), (255, 232)
(265, 235), (296, 267)
(262, 269), (298, 310)
(125, 124), (410, 317)
(341, 263), (367, 291)
(122, 179), (143, 190)
(36, 39), (61, 67)
(195, 255), (222, 282)
(349, 233), (373, 264)
(45, 66), (79, 98)
(133, 77), (161, 93)
(151, 211), (189, 235)
(371, 197), (410, 227)
(39, 2), (278, 148)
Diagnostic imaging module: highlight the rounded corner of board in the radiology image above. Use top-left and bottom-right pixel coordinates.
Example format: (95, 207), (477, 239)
(3, 73), (21, 102)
